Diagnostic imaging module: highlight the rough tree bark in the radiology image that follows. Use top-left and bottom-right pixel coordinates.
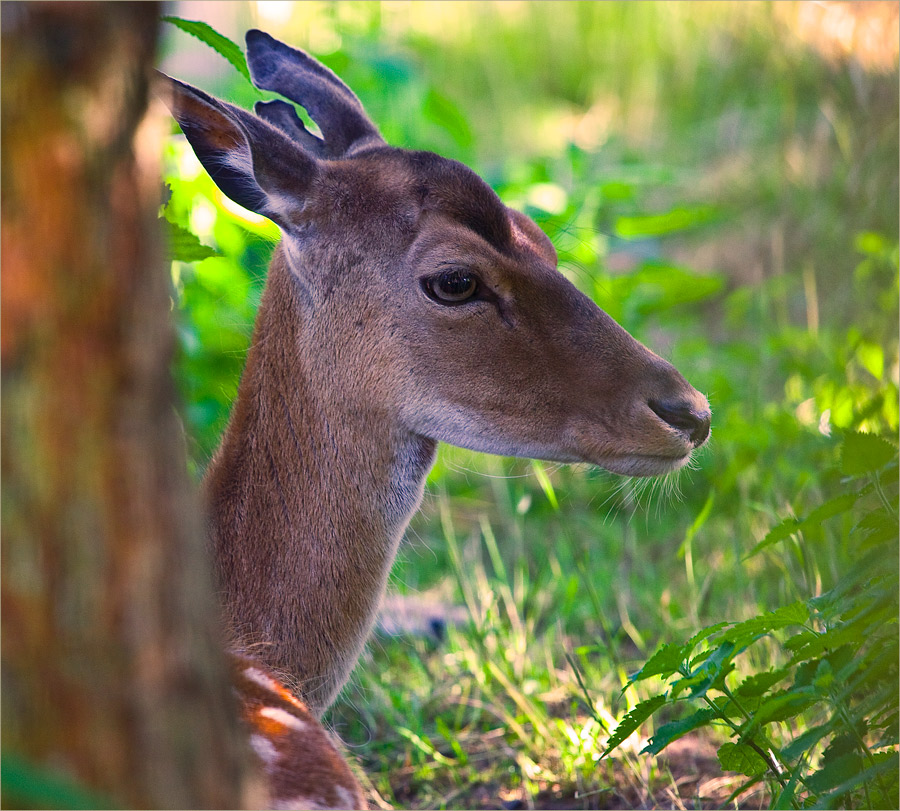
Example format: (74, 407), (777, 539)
(1, 4), (251, 807)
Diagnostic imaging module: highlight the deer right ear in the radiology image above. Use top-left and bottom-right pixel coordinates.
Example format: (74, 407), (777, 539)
(155, 72), (318, 225)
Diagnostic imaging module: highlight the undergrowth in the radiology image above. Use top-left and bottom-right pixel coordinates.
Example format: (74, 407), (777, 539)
(600, 432), (898, 810)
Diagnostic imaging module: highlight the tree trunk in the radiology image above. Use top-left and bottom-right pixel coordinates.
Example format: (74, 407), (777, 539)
(1, 3), (251, 807)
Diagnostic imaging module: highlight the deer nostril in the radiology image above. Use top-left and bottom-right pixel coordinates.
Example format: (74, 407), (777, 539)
(648, 399), (711, 447)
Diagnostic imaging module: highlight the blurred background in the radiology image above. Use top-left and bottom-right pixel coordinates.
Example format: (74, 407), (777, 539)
(158, 3), (898, 807)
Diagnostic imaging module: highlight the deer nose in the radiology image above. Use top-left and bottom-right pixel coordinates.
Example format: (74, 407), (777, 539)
(648, 399), (711, 447)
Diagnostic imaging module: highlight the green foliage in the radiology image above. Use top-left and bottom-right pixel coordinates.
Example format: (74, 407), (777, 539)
(162, 16), (255, 86)
(602, 437), (899, 809)
(1, 755), (115, 810)
(164, 218), (222, 263)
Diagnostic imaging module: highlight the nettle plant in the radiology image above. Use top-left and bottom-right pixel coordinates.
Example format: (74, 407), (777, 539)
(601, 431), (898, 810)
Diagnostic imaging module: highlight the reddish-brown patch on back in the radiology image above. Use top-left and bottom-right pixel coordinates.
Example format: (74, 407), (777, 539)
(231, 653), (367, 810)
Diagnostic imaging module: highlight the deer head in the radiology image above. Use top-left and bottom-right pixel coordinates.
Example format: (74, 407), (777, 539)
(159, 29), (710, 480)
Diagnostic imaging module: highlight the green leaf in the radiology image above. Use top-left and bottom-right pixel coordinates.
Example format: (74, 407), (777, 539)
(166, 220), (221, 263)
(815, 753), (899, 807)
(840, 431), (897, 477)
(771, 764), (804, 810)
(745, 517), (799, 559)
(422, 87), (474, 151)
(805, 750), (865, 794)
(717, 742), (768, 776)
(396, 726), (456, 765)
(628, 263), (725, 315)
(641, 708), (717, 755)
(743, 690), (815, 728)
(780, 720), (835, 761)
(788, 609), (895, 667)
(628, 643), (687, 684)
(854, 507), (900, 549)
(678, 642), (736, 700)
(812, 658), (834, 691)
(530, 460), (559, 510)
(783, 630), (817, 653)
(746, 492), (860, 559)
(0, 754), (116, 810)
(805, 491), (862, 526)
(855, 231), (890, 255)
(685, 622), (730, 651)
(723, 602), (809, 645)
(670, 669), (714, 700)
(615, 205), (718, 238)
(603, 694), (667, 754)
(163, 16), (254, 85)
(735, 667), (791, 697)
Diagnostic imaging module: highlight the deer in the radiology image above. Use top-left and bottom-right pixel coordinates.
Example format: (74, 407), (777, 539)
(158, 29), (711, 810)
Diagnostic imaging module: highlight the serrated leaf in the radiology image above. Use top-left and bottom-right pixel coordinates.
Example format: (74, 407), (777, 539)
(682, 642), (736, 700)
(717, 742), (768, 776)
(813, 658), (834, 690)
(805, 750), (865, 794)
(602, 695), (667, 754)
(670, 670), (711, 700)
(685, 622), (730, 651)
(815, 752), (899, 807)
(163, 16), (254, 86)
(840, 431), (897, 477)
(788, 610), (894, 667)
(783, 630), (818, 652)
(742, 690), (815, 731)
(735, 667), (791, 697)
(717, 692), (763, 720)
(747, 490), (865, 560)
(855, 507), (900, 549)
(628, 644), (687, 684)
(641, 708), (716, 755)
(166, 220), (221, 263)
(745, 517), (801, 558)
(808, 546), (885, 614)
(723, 602), (809, 645)
(780, 720), (835, 761)
(823, 731), (859, 762)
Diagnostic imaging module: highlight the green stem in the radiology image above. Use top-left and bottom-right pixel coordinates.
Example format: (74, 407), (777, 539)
(698, 694), (790, 794)
(832, 693), (881, 807)
(872, 470), (896, 518)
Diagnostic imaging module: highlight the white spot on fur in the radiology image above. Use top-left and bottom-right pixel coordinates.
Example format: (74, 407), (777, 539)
(259, 705), (308, 731)
(245, 666), (282, 695)
(271, 796), (327, 810)
(249, 733), (278, 767)
(270, 785), (358, 810)
(333, 786), (358, 809)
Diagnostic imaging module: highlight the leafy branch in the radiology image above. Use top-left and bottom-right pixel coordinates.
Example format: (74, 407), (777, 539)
(597, 433), (899, 809)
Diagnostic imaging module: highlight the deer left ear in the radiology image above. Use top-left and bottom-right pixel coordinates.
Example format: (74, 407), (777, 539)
(155, 72), (319, 225)
(245, 29), (385, 158)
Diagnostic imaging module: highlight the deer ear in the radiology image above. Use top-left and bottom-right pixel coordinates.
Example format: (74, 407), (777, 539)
(245, 29), (385, 158)
(156, 72), (318, 224)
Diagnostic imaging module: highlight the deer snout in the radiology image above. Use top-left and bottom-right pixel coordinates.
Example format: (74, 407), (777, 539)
(648, 397), (711, 448)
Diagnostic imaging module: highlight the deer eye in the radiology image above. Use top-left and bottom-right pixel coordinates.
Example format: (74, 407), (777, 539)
(423, 269), (479, 305)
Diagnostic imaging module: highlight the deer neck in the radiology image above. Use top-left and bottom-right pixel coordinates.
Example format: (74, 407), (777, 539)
(204, 247), (436, 716)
